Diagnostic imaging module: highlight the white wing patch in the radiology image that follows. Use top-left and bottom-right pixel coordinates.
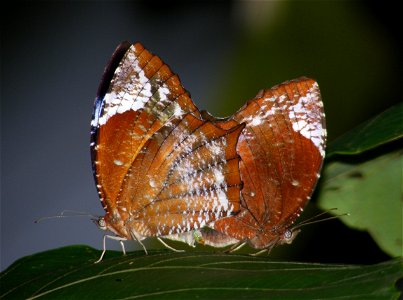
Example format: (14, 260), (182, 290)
(288, 82), (326, 157)
(241, 82), (326, 157)
(95, 45), (180, 126)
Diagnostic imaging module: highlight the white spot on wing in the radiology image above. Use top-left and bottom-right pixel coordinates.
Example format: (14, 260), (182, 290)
(213, 168), (225, 185)
(291, 179), (300, 186)
(250, 115), (262, 126)
(114, 159), (124, 166)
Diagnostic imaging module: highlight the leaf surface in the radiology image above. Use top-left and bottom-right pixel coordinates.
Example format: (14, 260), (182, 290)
(1, 246), (401, 299)
(318, 149), (402, 257)
(327, 102), (402, 157)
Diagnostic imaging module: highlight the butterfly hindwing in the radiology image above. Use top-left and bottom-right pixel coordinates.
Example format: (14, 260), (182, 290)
(202, 78), (326, 249)
(117, 114), (244, 237)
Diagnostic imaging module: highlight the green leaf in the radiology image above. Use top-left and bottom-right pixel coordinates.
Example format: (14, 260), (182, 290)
(318, 149), (402, 257)
(1, 246), (402, 299)
(327, 102), (403, 157)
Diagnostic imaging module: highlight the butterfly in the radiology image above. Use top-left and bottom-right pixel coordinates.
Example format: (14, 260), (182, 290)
(195, 79), (326, 254)
(90, 41), (326, 261)
(91, 42), (245, 261)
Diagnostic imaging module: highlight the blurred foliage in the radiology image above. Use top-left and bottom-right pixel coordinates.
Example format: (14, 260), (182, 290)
(317, 103), (402, 257)
(320, 149), (401, 257)
(1, 246), (401, 299)
(326, 102), (403, 156)
(210, 1), (400, 142)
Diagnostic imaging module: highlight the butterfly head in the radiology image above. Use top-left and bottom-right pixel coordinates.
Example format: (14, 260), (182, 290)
(95, 216), (108, 231)
(93, 214), (130, 239)
(278, 228), (301, 245)
(249, 224), (301, 250)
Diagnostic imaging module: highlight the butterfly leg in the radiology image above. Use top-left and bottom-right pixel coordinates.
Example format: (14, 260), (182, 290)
(157, 237), (185, 253)
(134, 237), (148, 255)
(250, 249), (268, 256)
(95, 235), (127, 263)
(120, 240), (126, 255)
(129, 230), (149, 255)
(225, 241), (247, 253)
(251, 245), (275, 256)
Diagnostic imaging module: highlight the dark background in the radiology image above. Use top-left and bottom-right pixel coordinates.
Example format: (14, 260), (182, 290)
(1, 1), (400, 271)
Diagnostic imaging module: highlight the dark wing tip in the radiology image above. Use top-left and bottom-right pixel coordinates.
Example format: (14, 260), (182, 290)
(96, 41), (132, 98)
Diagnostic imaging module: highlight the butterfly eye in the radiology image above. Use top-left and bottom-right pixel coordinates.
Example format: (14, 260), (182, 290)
(281, 228), (301, 245)
(97, 217), (107, 230)
(283, 229), (293, 240)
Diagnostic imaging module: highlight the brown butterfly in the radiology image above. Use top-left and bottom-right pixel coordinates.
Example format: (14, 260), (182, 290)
(194, 79), (326, 254)
(91, 42), (244, 261)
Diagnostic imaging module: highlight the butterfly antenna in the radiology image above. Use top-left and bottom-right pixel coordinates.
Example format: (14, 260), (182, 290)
(292, 208), (349, 231)
(34, 210), (98, 223)
(297, 208), (338, 225)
